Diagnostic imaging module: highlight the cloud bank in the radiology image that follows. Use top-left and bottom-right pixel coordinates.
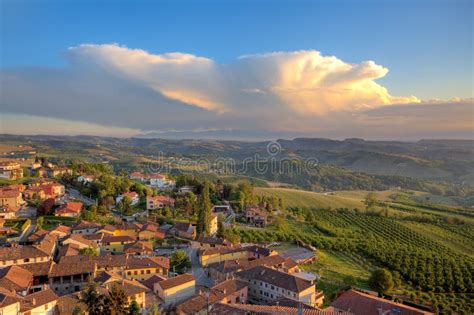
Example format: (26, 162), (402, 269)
(1, 44), (472, 139)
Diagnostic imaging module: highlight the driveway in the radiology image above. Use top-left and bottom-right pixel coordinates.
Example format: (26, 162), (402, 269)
(19, 219), (36, 243)
(186, 248), (214, 288)
(66, 188), (94, 206)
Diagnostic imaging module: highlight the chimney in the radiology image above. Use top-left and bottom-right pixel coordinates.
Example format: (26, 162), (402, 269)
(32, 298), (36, 306)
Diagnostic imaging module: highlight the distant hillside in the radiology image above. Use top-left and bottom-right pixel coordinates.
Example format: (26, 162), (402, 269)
(1, 134), (473, 202)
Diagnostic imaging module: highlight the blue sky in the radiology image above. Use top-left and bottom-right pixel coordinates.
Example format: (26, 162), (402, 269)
(1, 0), (473, 139)
(3, 0), (472, 99)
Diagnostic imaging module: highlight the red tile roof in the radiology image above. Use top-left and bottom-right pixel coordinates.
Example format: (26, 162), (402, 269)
(211, 303), (352, 315)
(56, 202), (82, 215)
(158, 273), (195, 290)
(331, 289), (433, 315)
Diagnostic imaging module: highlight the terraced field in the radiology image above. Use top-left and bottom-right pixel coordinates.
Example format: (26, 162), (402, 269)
(254, 187), (376, 209)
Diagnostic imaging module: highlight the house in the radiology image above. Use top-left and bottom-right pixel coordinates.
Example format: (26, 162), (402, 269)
(57, 243), (82, 259)
(211, 303), (353, 315)
(0, 186), (24, 212)
(0, 287), (21, 314)
(146, 195), (175, 210)
(100, 235), (135, 254)
(48, 258), (96, 295)
(244, 206), (268, 227)
(211, 205), (231, 215)
(40, 183), (65, 199)
(47, 167), (72, 178)
(155, 274), (196, 308)
(148, 174), (167, 188)
(171, 222), (196, 240)
(61, 234), (98, 250)
(176, 279), (249, 315)
(116, 192), (140, 206)
(125, 256), (170, 281)
(55, 202), (82, 217)
(20, 289), (59, 315)
(178, 185), (194, 194)
(107, 222), (142, 238)
(236, 266), (322, 307)
(130, 172), (146, 181)
(23, 186), (47, 201)
(331, 289), (434, 315)
(0, 240), (56, 267)
(245, 245), (278, 259)
(208, 254), (298, 283)
(0, 206), (18, 219)
(0, 265), (33, 296)
(77, 175), (95, 184)
(199, 247), (248, 267)
(55, 293), (88, 315)
(96, 273), (149, 311)
(138, 222), (165, 240)
(124, 240), (154, 256)
(71, 221), (102, 235)
(192, 236), (230, 249)
(20, 261), (55, 292)
(49, 225), (71, 238)
(280, 247), (316, 264)
(0, 161), (23, 180)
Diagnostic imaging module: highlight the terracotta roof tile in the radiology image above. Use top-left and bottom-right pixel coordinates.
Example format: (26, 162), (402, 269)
(236, 266), (314, 293)
(331, 289), (433, 315)
(158, 273), (195, 290)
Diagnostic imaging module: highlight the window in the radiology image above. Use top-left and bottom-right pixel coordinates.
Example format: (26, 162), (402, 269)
(134, 271), (138, 275)
(146, 270), (151, 274)
(127, 271), (132, 275)
(45, 304), (48, 310)
(271, 285), (274, 290)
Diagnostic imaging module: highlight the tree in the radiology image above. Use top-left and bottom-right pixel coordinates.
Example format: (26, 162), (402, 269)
(217, 213), (225, 238)
(128, 300), (140, 315)
(118, 196), (133, 216)
(107, 284), (128, 315)
(81, 282), (107, 315)
(79, 247), (99, 257)
(369, 268), (394, 296)
(364, 193), (377, 211)
(37, 198), (56, 216)
(170, 250), (191, 274)
(197, 182), (212, 236)
(148, 302), (161, 315)
(343, 275), (357, 287)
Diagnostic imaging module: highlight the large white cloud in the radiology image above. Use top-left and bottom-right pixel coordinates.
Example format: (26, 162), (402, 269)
(66, 44), (419, 114)
(2, 43), (472, 139)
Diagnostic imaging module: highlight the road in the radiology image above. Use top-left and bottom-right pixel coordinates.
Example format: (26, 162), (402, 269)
(186, 248), (214, 288)
(223, 201), (236, 226)
(66, 188), (95, 206)
(19, 219), (36, 243)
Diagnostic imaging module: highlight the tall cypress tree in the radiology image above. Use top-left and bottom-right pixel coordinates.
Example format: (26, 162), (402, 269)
(198, 182), (212, 236)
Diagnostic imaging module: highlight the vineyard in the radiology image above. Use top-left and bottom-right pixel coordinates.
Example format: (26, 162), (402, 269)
(233, 206), (474, 313)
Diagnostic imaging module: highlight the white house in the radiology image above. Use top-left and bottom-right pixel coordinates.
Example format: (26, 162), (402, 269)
(116, 191), (140, 206)
(77, 175), (95, 184)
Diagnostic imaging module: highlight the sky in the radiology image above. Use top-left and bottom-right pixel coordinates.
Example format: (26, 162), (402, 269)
(1, 0), (473, 140)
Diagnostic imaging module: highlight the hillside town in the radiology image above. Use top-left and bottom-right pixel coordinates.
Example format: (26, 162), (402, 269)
(0, 158), (436, 314)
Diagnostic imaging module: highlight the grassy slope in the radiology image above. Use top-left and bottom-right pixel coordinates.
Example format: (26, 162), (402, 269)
(254, 187), (393, 209)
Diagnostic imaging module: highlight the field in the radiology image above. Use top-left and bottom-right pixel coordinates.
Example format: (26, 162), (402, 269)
(254, 187), (395, 209)
(234, 200), (474, 312)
